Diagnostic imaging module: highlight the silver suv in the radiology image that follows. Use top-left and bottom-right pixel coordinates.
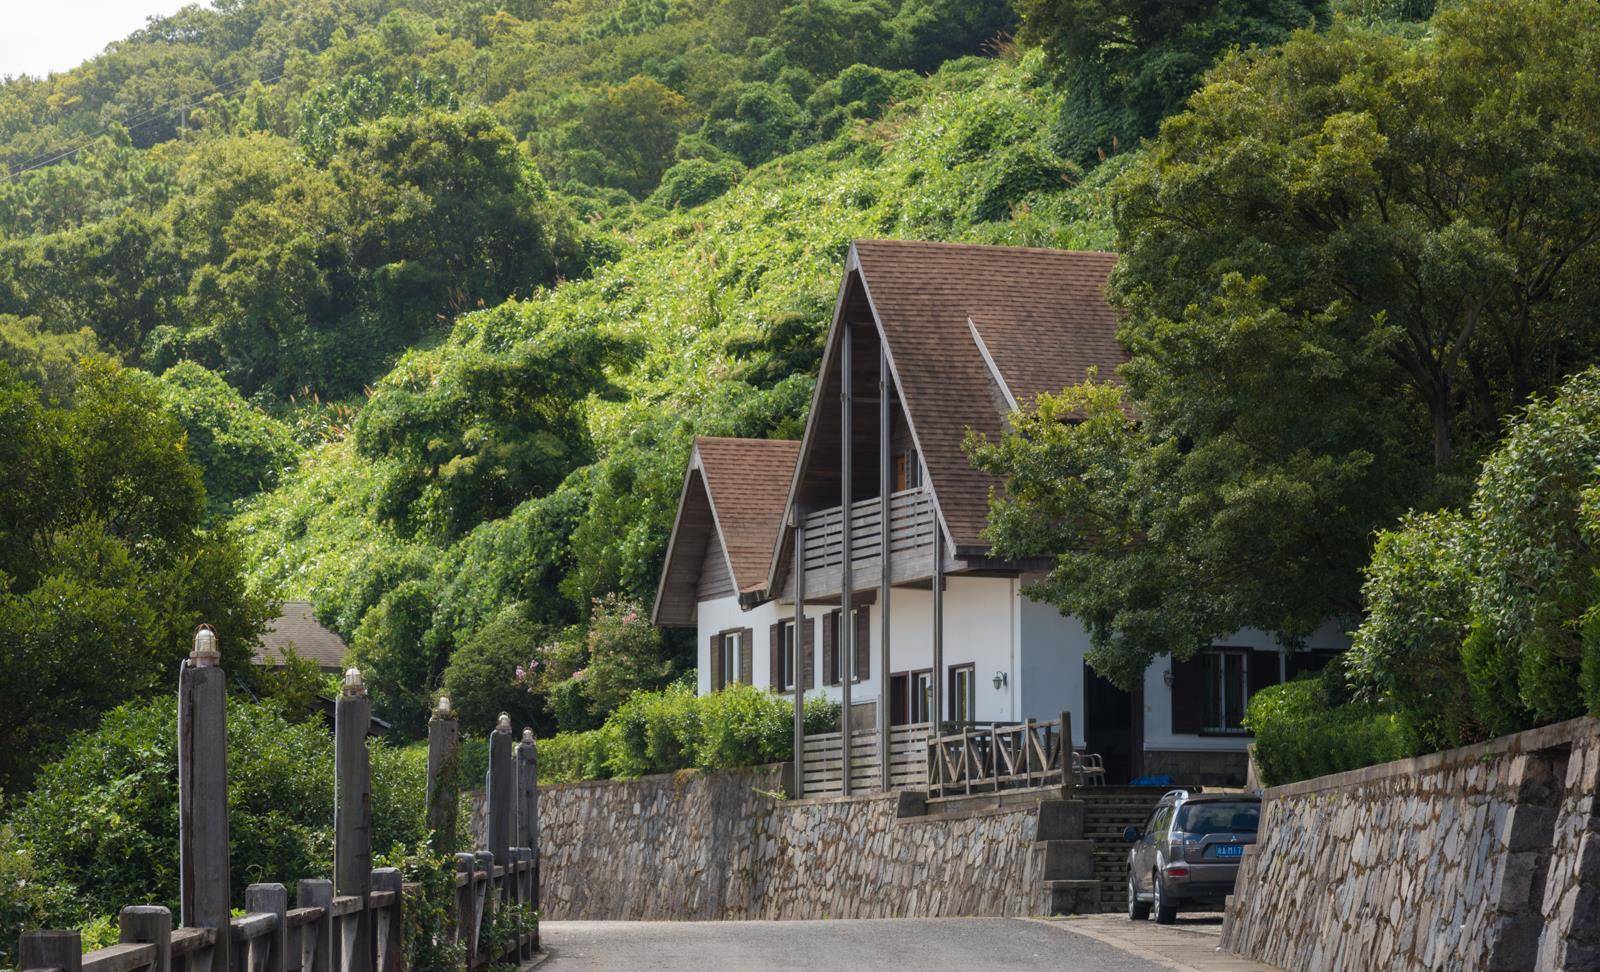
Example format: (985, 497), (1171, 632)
(1124, 789), (1259, 923)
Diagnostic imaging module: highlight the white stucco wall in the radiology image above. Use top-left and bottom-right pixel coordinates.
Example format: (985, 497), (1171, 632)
(695, 595), (783, 694)
(693, 583), (1352, 775)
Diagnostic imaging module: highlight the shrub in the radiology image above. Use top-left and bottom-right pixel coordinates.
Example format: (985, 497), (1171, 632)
(8, 695), (430, 928)
(538, 727), (616, 784)
(441, 609), (550, 734)
(695, 684), (792, 770)
(1244, 675), (1413, 787)
(649, 158), (746, 209)
(0, 826), (78, 968)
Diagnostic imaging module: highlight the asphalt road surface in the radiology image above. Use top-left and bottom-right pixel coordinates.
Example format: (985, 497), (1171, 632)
(539, 917), (1187, 971)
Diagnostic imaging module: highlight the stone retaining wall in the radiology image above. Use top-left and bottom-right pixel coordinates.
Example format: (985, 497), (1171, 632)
(537, 765), (1046, 920)
(1220, 717), (1600, 971)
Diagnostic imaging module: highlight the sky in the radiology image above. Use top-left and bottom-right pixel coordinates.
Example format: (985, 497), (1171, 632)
(2, 0), (202, 79)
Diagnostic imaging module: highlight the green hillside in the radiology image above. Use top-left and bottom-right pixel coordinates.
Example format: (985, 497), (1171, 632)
(232, 52), (1124, 733)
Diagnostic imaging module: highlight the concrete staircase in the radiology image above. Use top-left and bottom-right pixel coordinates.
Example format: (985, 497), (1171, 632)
(1079, 787), (1170, 912)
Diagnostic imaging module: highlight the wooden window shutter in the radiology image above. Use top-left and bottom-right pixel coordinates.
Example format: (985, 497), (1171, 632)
(801, 618), (815, 688)
(1169, 652), (1206, 734)
(739, 628), (753, 686)
(1248, 649), (1279, 698)
(855, 608), (870, 682)
(769, 623), (783, 690)
(709, 632), (723, 692)
(822, 610), (837, 685)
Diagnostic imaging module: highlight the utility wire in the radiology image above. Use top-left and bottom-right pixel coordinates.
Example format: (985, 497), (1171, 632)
(3, 70), (284, 182)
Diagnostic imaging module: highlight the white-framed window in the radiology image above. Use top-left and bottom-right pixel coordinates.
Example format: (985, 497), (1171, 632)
(777, 620), (796, 692)
(829, 608), (863, 684)
(1202, 649), (1250, 733)
(949, 663), (975, 723)
(717, 630), (741, 690)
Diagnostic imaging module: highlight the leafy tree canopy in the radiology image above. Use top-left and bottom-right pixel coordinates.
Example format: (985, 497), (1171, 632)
(1017, 0), (1329, 166)
(975, 0), (1600, 687)
(0, 362), (269, 789)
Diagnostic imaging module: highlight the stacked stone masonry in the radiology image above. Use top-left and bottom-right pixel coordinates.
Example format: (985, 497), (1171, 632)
(1220, 717), (1600, 972)
(537, 765), (1048, 919)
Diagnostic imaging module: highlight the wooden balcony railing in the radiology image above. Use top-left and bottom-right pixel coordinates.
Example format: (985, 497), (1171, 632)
(800, 488), (936, 592)
(925, 713), (1105, 798)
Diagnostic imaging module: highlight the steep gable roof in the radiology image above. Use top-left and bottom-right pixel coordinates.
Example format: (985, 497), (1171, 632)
(254, 600), (349, 671)
(652, 437), (802, 625)
(851, 240), (1124, 554)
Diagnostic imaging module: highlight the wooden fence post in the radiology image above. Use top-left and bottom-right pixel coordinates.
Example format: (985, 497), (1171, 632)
(297, 880), (333, 972)
(517, 729), (538, 889)
(245, 885), (287, 972)
(487, 715), (514, 898)
(335, 668), (372, 972)
(370, 869), (402, 972)
(517, 728), (539, 954)
(178, 625), (229, 972)
(1059, 709), (1076, 795)
(425, 697), (460, 857)
(119, 906), (172, 972)
(452, 854), (475, 963)
(474, 851), (496, 961)
(19, 931), (81, 972)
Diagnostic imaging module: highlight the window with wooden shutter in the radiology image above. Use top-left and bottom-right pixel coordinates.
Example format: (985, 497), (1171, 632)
(800, 618), (814, 688)
(822, 610), (837, 685)
(769, 623), (783, 690)
(739, 628), (753, 685)
(854, 608), (870, 682)
(1248, 648), (1281, 698)
(1169, 653), (1205, 734)
(709, 632), (723, 692)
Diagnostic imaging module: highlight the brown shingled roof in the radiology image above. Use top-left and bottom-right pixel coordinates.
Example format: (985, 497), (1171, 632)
(695, 437), (802, 593)
(852, 240), (1124, 553)
(254, 600), (348, 672)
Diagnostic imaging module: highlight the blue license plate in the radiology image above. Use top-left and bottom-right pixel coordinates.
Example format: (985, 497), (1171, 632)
(1213, 844), (1244, 858)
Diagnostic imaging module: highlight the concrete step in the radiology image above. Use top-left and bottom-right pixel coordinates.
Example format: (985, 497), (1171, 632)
(1036, 839), (1095, 880)
(1044, 879), (1101, 916)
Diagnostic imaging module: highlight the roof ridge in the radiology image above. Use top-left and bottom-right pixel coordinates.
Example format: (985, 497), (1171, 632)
(854, 239), (1118, 258)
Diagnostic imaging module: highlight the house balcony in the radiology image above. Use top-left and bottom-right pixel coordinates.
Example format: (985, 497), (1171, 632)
(795, 487), (939, 599)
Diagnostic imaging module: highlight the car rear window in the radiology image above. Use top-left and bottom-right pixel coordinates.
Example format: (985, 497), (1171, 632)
(1176, 801), (1259, 835)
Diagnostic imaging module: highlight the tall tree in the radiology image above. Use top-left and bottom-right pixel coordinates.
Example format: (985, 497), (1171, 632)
(973, 0), (1600, 686)
(1017, 0), (1328, 165)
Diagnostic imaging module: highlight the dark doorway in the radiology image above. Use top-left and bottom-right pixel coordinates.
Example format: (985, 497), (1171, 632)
(1084, 663), (1142, 784)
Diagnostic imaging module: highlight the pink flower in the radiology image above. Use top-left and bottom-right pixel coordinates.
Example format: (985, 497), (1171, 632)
(572, 667), (589, 681)
(515, 666), (527, 682)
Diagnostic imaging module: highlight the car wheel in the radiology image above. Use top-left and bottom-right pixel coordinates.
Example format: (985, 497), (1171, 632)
(1153, 871), (1178, 925)
(1127, 874), (1150, 921)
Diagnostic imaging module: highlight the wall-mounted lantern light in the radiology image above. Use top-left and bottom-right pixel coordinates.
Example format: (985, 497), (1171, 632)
(993, 670), (1008, 691)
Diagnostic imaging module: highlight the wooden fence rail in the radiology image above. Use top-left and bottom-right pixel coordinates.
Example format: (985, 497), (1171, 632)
(17, 628), (540, 972)
(925, 712), (1105, 798)
(802, 723), (929, 796)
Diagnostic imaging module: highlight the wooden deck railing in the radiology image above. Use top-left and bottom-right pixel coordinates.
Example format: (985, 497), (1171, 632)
(801, 723), (929, 795)
(17, 629), (540, 972)
(925, 712), (1104, 798)
(801, 489), (936, 579)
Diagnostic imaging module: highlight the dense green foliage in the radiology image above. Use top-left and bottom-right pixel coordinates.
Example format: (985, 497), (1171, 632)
(235, 53), (1121, 734)
(1243, 671), (1412, 787)
(0, 363), (269, 790)
(3, 696), (430, 940)
(1017, 0), (1329, 165)
(1352, 369), (1600, 737)
(538, 682), (839, 784)
(975, 0), (1600, 688)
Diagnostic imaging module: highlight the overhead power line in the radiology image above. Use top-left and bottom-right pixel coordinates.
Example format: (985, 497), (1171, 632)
(3, 70), (283, 183)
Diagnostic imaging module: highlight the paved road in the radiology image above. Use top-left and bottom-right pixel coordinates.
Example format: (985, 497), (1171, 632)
(538, 916), (1270, 971)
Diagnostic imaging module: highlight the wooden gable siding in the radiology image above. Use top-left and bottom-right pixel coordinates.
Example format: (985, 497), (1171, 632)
(697, 525), (735, 600)
(654, 472), (715, 626)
